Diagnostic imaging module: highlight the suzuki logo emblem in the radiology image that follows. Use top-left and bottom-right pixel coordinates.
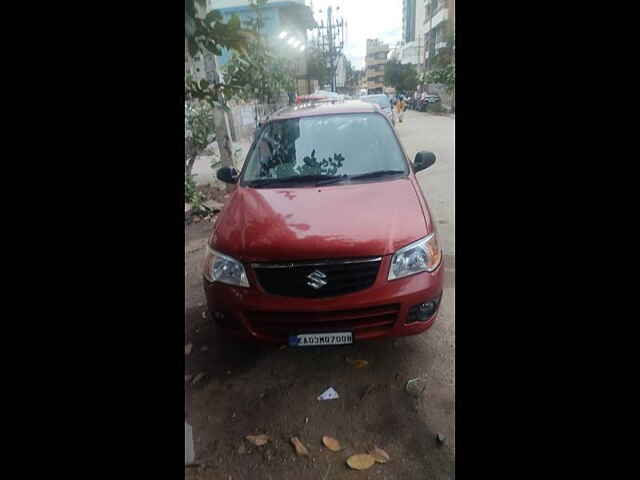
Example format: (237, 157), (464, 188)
(306, 270), (327, 289)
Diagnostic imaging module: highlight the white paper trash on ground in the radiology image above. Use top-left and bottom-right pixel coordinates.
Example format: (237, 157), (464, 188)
(185, 422), (195, 465)
(318, 387), (339, 400)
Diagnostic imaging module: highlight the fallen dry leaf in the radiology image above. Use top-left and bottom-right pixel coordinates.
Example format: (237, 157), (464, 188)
(185, 343), (192, 355)
(322, 436), (341, 452)
(346, 454), (376, 470)
(191, 372), (206, 385)
(346, 358), (369, 368)
(370, 446), (390, 463)
(290, 436), (309, 456)
(245, 434), (270, 446)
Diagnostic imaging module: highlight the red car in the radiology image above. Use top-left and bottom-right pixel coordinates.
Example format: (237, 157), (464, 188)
(203, 100), (443, 346)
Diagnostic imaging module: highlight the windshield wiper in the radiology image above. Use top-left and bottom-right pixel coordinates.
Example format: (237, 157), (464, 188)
(315, 174), (349, 186)
(347, 170), (406, 181)
(245, 174), (342, 188)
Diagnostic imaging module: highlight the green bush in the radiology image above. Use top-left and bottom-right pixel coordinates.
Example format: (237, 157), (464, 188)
(185, 175), (205, 208)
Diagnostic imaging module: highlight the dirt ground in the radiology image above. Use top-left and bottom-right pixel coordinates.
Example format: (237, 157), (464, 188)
(185, 222), (455, 480)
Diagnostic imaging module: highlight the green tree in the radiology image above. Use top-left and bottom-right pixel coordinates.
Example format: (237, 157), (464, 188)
(425, 63), (455, 94)
(384, 59), (418, 93)
(306, 47), (331, 88)
(424, 29), (455, 111)
(344, 58), (364, 93)
(185, 102), (215, 177)
(184, 0), (255, 107)
(223, 0), (296, 105)
(184, 0), (259, 183)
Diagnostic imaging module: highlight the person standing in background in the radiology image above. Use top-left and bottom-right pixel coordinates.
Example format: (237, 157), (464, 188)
(396, 95), (406, 123)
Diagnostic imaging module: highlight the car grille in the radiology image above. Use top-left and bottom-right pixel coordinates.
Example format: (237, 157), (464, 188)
(251, 258), (382, 298)
(246, 303), (400, 338)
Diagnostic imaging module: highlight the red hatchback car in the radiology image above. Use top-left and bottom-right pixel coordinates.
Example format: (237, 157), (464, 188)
(203, 100), (443, 347)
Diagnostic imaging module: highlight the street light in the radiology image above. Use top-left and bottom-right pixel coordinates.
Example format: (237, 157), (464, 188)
(279, 31), (287, 39)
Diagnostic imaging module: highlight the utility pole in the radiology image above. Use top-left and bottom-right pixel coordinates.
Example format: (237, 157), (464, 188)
(313, 5), (345, 92)
(328, 7), (335, 92)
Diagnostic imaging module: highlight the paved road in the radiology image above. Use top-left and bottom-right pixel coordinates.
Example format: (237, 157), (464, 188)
(397, 109), (455, 256)
(185, 110), (455, 479)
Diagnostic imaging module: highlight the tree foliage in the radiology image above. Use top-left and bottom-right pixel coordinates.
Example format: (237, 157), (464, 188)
(223, 0), (296, 104)
(423, 30), (455, 96)
(344, 58), (364, 92)
(184, 0), (256, 108)
(185, 0), (253, 59)
(384, 59), (418, 93)
(425, 63), (455, 94)
(306, 47), (331, 87)
(185, 102), (216, 177)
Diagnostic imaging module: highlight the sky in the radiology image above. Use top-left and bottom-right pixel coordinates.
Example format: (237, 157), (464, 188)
(309, 0), (403, 70)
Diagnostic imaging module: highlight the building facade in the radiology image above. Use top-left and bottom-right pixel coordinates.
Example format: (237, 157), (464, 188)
(414, 0), (426, 56)
(399, 0), (426, 68)
(423, 0), (455, 70)
(400, 40), (422, 65)
(365, 39), (389, 94)
(402, 0), (416, 43)
(388, 43), (402, 62)
(203, 0), (316, 88)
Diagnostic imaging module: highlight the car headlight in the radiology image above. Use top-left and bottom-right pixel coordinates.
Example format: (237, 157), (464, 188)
(388, 233), (442, 280)
(203, 245), (249, 287)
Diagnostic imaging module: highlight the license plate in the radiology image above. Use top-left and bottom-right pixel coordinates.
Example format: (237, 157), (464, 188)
(288, 332), (353, 347)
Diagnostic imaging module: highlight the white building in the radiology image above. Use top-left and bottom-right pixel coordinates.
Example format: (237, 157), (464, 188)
(402, 0), (416, 43)
(400, 41), (422, 65)
(399, 0), (426, 67)
(388, 43), (402, 62)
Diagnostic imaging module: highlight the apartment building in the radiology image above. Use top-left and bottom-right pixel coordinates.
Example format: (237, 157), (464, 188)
(415, 0), (426, 48)
(400, 0), (426, 68)
(365, 39), (389, 94)
(402, 0), (416, 43)
(388, 43), (402, 62)
(204, 0), (316, 77)
(424, 0), (455, 69)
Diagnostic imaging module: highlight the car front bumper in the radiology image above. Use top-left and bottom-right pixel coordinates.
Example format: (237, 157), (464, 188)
(203, 255), (444, 344)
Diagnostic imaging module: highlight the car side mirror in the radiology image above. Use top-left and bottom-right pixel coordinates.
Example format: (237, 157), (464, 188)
(413, 151), (436, 173)
(216, 166), (239, 184)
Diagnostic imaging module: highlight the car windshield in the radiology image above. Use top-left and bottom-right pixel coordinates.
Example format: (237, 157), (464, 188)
(241, 113), (408, 186)
(361, 95), (391, 108)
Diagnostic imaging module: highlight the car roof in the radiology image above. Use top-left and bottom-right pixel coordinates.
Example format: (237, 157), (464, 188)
(268, 100), (380, 121)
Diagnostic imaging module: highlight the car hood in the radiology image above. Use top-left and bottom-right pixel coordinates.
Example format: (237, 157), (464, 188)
(211, 178), (430, 262)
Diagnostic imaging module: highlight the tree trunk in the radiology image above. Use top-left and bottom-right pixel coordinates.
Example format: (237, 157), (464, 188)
(209, 56), (235, 193)
(185, 152), (198, 178)
(227, 106), (238, 142)
(213, 107), (233, 169)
